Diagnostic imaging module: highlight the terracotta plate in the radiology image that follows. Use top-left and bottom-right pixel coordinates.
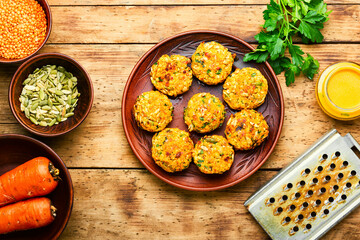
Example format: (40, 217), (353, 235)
(122, 30), (284, 191)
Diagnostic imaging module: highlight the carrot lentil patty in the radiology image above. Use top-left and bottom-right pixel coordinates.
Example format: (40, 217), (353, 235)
(150, 54), (193, 97)
(193, 135), (234, 174)
(0, 0), (47, 59)
(225, 109), (269, 150)
(184, 92), (226, 133)
(152, 128), (194, 173)
(223, 67), (268, 110)
(191, 41), (235, 85)
(133, 91), (173, 132)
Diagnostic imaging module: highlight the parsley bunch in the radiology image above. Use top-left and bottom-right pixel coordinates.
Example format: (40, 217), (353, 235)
(244, 0), (331, 86)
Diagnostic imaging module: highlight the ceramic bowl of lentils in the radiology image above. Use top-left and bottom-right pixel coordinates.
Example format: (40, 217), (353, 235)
(0, 0), (52, 64)
(9, 53), (94, 137)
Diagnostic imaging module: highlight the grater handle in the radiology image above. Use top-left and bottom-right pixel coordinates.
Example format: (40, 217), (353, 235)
(344, 133), (360, 158)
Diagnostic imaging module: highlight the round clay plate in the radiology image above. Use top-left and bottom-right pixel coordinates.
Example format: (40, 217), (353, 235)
(122, 30), (284, 191)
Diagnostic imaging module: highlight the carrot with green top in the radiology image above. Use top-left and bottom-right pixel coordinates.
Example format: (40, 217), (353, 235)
(0, 197), (56, 234)
(0, 157), (60, 207)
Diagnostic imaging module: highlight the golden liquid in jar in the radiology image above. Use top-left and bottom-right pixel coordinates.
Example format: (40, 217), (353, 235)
(327, 68), (360, 109)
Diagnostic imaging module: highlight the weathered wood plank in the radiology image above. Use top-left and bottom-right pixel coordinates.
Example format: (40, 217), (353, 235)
(48, 0), (360, 5)
(1, 44), (360, 169)
(45, 5), (359, 44)
(58, 169), (360, 239)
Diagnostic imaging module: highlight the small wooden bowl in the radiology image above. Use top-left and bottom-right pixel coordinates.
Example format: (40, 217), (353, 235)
(0, 0), (52, 64)
(0, 134), (73, 240)
(9, 53), (94, 137)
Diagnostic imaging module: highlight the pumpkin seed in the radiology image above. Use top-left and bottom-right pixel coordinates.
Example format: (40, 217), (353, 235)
(48, 119), (56, 126)
(39, 89), (45, 100)
(30, 116), (38, 125)
(55, 90), (64, 96)
(23, 78), (31, 85)
(19, 65), (80, 127)
(39, 100), (48, 106)
(30, 103), (38, 111)
(65, 112), (74, 118)
(39, 121), (47, 126)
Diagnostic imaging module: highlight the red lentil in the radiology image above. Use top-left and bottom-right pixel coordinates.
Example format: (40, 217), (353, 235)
(0, 0), (47, 59)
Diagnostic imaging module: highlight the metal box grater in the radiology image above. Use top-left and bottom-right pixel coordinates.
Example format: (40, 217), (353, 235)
(244, 129), (360, 240)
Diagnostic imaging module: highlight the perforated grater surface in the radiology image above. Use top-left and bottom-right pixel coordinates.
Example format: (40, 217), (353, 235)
(244, 129), (360, 240)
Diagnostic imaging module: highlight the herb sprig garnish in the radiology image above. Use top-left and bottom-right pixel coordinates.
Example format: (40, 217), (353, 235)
(244, 0), (331, 86)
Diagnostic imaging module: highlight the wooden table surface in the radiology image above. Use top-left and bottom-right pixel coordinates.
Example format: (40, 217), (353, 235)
(1, 0), (360, 239)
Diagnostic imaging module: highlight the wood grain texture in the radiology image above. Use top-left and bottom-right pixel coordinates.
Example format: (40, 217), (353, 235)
(59, 169), (360, 239)
(1, 44), (360, 169)
(47, 0), (360, 5)
(45, 5), (360, 44)
(1, 1), (360, 239)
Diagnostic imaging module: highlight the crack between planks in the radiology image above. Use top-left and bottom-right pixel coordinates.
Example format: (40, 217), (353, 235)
(44, 41), (360, 45)
(68, 167), (281, 171)
(48, 3), (360, 7)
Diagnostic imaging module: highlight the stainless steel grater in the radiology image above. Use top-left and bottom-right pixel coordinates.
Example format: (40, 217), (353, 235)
(244, 129), (360, 240)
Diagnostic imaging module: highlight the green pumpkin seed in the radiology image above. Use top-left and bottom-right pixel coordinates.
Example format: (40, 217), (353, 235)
(23, 78), (31, 85)
(57, 66), (65, 72)
(42, 106), (51, 111)
(48, 98), (53, 107)
(62, 90), (72, 95)
(19, 65), (80, 127)
(39, 89), (45, 100)
(30, 103), (38, 111)
(39, 121), (47, 126)
(30, 116), (38, 125)
(49, 119), (57, 126)
(39, 100), (48, 106)
(55, 90), (64, 96)
(24, 108), (30, 118)
(65, 112), (74, 118)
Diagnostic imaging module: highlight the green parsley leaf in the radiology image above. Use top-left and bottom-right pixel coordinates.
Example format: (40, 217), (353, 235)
(303, 10), (326, 24)
(298, 21), (324, 43)
(243, 50), (269, 63)
(270, 38), (285, 60)
(243, 0), (330, 85)
(254, 31), (278, 44)
(268, 56), (291, 75)
(302, 54), (319, 80)
(288, 44), (304, 67)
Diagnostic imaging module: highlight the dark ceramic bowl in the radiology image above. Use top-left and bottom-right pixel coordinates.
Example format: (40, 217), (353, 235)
(0, 134), (73, 240)
(9, 53), (94, 137)
(0, 0), (52, 64)
(122, 30), (284, 191)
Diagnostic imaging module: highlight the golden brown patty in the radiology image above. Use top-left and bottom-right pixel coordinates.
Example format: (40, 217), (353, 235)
(225, 109), (269, 150)
(133, 91), (173, 132)
(193, 135), (234, 174)
(152, 128), (194, 172)
(191, 41), (235, 85)
(150, 54), (193, 97)
(223, 67), (268, 110)
(183, 92), (226, 133)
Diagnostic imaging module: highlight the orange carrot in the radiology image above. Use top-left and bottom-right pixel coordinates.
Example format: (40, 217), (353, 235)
(0, 157), (60, 207)
(0, 197), (56, 234)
